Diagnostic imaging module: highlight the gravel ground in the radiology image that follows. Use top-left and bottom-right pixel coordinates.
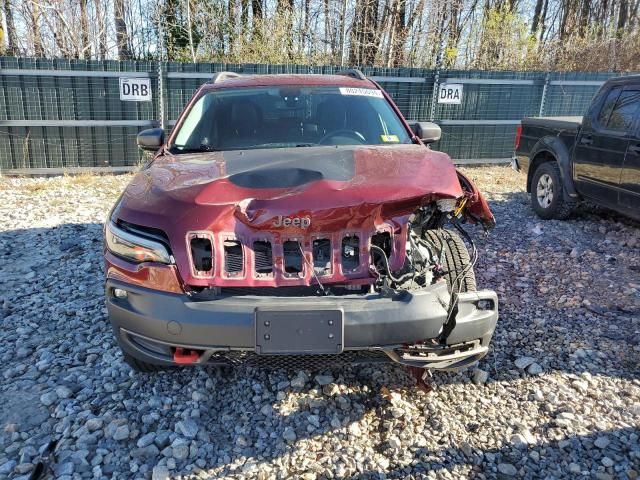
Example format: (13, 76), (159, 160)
(0, 166), (639, 480)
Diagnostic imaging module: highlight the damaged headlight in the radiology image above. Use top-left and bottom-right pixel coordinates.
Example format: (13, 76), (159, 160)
(105, 222), (173, 264)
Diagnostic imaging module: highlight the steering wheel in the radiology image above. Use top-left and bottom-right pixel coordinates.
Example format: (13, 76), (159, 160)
(318, 129), (367, 145)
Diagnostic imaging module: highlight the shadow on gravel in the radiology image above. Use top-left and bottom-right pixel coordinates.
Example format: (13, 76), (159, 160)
(346, 425), (640, 479)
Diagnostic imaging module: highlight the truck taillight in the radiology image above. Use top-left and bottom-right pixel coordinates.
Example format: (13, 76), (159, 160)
(514, 125), (522, 150)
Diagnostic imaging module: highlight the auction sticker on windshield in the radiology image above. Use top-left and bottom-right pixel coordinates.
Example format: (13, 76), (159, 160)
(339, 87), (384, 98)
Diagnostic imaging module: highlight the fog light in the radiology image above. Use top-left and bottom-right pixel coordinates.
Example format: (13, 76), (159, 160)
(477, 299), (493, 310)
(113, 288), (128, 298)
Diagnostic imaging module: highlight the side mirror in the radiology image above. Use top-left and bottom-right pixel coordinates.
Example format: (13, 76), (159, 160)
(137, 128), (164, 151)
(411, 122), (441, 144)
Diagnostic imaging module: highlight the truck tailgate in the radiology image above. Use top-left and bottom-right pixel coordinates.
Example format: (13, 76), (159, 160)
(522, 116), (583, 131)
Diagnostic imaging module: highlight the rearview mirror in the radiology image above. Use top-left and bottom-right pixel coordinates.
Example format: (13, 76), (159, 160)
(411, 122), (441, 144)
(137, 128), (164, 151)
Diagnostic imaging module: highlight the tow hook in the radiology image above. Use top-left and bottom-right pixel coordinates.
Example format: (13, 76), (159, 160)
(406, 366), (433, 393)
(173, 347), (202, 364)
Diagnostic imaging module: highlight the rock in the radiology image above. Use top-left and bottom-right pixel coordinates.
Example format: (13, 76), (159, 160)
(171, 444), (189, 460)
(497, 463), (518, 476)
(472, 368), (489, 384)
(154, 431), (171, 449)
(0, 460), (17, 475)
(54, 462), (75, 476)
(388, 437), (402, 450)
(260, 404), (273, 416)
(601, 457), (614, 467)
(40, 391), (58, 406)
(282, 427), (297, 443)
(510, 433), (528, 448)
(322, 383), (340, 396)
(137, 432), (156, 448)
(112, 424), (130, 441)
(152, 465), (170, 480)
(131, 445), (160, 459)
(175, 419), (199, 439)
(594, 436), (610, 449)
(514, 357), (536, 369)
(314, 375), (334, 386)
(290, 375), (307, 388)
(527, 363), (543, 375)
(85, 418), (103, 432)
(55, 385), (73, 399)
(568, 463), (581, 473)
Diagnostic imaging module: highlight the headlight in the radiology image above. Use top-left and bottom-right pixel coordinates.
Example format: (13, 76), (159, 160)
(105, 222), (173, 264)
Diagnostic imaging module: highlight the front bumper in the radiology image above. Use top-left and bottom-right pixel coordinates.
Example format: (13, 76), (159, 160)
(106, 279), (498, 371)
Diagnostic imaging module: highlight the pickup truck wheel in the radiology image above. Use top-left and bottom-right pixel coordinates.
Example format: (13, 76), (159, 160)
(531, 162), (574, 220)
(123, 352), (167, 373)
(424, 229), (476, 293)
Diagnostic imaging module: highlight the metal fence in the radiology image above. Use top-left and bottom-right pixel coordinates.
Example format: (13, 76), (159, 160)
(0, 57), (628, 172)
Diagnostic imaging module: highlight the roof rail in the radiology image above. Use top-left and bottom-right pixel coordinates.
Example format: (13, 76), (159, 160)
(210, 71), (242, 84)
(337, 69), (367, 81)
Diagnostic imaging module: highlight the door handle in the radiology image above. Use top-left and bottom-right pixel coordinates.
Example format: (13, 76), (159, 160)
(629, 144), (640, 155)
(579, 136), (593, 145)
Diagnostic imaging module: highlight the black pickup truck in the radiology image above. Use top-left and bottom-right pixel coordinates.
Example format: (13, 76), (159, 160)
(513, 75), (640, 221)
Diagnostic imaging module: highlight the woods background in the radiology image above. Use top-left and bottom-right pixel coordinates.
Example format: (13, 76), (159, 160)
(1, 0), (639, 73)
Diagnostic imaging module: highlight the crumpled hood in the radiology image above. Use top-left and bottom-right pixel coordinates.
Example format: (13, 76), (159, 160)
(114, 144), (465, 232)
(112, 144), (494, 287)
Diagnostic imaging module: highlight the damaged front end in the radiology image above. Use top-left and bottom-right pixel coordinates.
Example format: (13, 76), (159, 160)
(106, 146), (498, 372)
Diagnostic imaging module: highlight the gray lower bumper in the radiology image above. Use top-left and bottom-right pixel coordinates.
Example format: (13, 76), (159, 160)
(106, 280), (498, 370)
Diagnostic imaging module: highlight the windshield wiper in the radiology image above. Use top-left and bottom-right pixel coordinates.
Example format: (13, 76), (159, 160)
(241, 142), (316, 150)
(169, 144), (219, 154)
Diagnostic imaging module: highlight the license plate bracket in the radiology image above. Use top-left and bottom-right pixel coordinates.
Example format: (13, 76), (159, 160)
(255, 308), (344, 354)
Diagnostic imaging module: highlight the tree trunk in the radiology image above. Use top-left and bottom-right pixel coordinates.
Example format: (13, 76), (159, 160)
(241, 0), (249, 33)
(618, 0), (629, 33)
(531, 0), (544, 35)
(252, 0), (262, 18)
(95, 0), (108, 59)
(114, 0), (132, 59)
(29, 1), (44, 56)
(3, 0), (18, 55)
(80, 0), (91, 58)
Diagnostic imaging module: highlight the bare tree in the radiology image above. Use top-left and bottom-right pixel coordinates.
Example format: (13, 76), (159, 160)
(114, 0), (132, 59)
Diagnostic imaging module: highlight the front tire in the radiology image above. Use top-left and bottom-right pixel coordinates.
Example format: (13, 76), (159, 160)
(424, 229), (476, 293)
(530, 162), (575, 220)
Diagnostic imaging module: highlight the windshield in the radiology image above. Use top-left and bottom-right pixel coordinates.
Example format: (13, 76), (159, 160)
(169, 86), (412, 153)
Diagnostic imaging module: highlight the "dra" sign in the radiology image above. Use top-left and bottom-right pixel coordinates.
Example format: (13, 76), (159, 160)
(438, 83), (463, 104)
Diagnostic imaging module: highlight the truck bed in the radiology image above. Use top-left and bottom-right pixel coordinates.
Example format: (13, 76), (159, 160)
(521, 116), (583, 131)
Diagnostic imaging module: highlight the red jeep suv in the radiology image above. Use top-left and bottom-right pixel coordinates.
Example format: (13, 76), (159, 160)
(104, 70), (498, 373)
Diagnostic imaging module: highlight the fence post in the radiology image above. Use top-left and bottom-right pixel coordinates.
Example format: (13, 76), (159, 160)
(538, 72), (550, 117)
(429, 70), (440, 122)
(158, 62), (166, 130)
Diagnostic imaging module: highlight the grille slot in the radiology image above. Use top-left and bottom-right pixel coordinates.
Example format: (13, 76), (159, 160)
(283, 240), (303, 276)
(312, 238), (332, 275)
(190, 237), (213, 273)
(341, 235), (360, 271)
(224, 240), (244, 275)
(253, 241), (273, 275)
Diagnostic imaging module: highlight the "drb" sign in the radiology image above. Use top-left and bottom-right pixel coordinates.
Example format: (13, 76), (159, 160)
(119, 78), (152, 102)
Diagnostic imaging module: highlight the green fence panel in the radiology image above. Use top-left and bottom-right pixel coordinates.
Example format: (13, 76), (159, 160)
(0, 57), (632, 171)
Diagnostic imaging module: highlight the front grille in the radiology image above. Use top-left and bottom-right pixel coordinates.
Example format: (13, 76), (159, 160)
(189, 230), (398, 281)
(341, 235), (360, 271)
(224, 240), (244, 275)
(283, 240), (303, 276)
(207, 350), (391, 370)
(253, 240), (273, 275)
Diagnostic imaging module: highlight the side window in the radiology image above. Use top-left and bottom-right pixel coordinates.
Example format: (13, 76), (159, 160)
(606, 89), (640, 133)
(596, 87), (622, 127)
